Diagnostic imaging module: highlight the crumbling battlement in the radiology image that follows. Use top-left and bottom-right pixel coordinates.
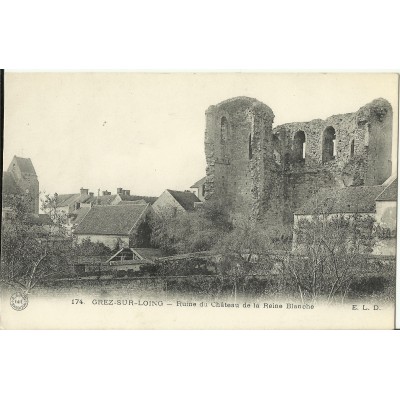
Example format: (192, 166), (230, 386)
(204, 97), (393, 227)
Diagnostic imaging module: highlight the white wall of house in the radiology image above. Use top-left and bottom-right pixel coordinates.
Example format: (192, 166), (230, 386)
(76, 234), (129, 249)
(375, 201), (396, 231)
(293, 211), (396, 256)
(191, 185), (205, 202)
(374, 200), (397, 255)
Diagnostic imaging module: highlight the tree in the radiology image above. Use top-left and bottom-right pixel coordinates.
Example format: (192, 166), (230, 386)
(1, 193), (73, 293)
(213, 216), (287, 301)
(150, 200), (232, 255)
(281, 212), (376, 303)
(41, 192), (68, 231)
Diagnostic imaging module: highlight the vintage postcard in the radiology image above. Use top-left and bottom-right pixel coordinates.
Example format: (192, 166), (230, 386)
(0, 72), (398, 329)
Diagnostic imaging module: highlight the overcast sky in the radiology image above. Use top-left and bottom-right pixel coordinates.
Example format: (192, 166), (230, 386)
(3, 73), (398, 197)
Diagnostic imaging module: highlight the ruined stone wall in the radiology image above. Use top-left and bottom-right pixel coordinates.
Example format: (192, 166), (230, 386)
(273, 98), (393, 226)
(204, 97), (393, 229)
(204, 97), (285, 225)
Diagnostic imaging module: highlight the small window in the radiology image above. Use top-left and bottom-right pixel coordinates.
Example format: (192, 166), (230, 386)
(221, 117), (228, 142)
(350, 139), (355, 158)
(322, 126), (336, 163)
(249, 134), (253, 160)
(293, 131), (306, 162)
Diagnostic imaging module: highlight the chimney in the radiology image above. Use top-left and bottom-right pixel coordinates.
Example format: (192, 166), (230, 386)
(117, 188), (123, 194)
(80, 188), (89, 196)
(102, 190), (110, 196)
(124, 190), (130, 196)
(89, 192), (94, 197)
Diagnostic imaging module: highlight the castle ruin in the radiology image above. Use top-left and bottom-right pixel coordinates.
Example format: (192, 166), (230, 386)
(204, 96), (393, 228)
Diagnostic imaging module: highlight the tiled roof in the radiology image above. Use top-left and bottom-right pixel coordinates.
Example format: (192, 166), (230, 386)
(56, 193), (92, 207)
(13, 156), (37, 175)
(106, 247), (165, 263)
(56, 194), (81, 207)
(119, 194), (158, 204)
(89, 194), (119, 205)
(2, 172), (22, 196)
(190, 176), (206, 188)
(167, 190), (200, 211)
(295, 185), (385, 215)
(69, 207), (92, 226)
(135, 248), (165, 260)
(74, 204), (149, 235)
(376, 178), (397, 202)
(118, 200), (147, 205)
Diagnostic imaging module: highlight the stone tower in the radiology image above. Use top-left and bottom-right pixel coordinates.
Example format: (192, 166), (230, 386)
(6, 156), (40, 215)
(204, 97), (283, 224)
(358, 98), (393, 185)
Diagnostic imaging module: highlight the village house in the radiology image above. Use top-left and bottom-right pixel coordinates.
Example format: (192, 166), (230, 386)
(293, 177), (397, 255)
(190, 177), (206, 201)
(73, 203), (154, 249)
(55, 187), (157, 233)
(56, 187), (157, 212)
(55, 188), (94, 215)
(73, 247), (165, 276)
(374, 177), (397, 255)
(152, 189), (200, 218)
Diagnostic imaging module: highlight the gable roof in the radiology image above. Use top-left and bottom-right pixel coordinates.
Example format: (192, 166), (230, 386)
(295, 186), (385, 215)
(10, 156), (37, 175)
(376, 178), (397, 202)
(2, 172), (22, 196)
(118, 194), (158, 204)
(90, 194), (119, 206)
(69, 206), (92, 226)
(74, 204), (149, 235)
(56, 193), (82, 207)
(106, 247), (164, 263)
(135, 248), (165, 260)
(167, 190), (200, 211)
(190, 176), (206, 189)
(56, 193), (93, 208)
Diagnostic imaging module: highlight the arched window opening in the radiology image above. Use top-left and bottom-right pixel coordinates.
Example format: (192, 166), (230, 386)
(221, 117), (228, 142)
(350, 139), (355, 158)
(293, 131), (306, 162)
(249, 134), (253, 160)
(322, 126), (336, 163)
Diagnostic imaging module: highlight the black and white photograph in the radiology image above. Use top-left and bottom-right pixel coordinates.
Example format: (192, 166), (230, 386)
(1, 72), (398, 329)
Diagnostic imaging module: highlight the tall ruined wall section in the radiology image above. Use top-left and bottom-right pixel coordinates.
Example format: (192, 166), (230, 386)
(204, 97), (284, 224)
(204, 96), (392, 229)
(273, 98), (393, 224)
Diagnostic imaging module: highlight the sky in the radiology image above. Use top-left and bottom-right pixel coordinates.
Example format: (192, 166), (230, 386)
(3, 73), (399, 197)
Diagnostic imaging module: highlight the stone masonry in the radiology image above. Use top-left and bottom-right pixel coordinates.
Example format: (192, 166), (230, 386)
(204, 97), (393, 228)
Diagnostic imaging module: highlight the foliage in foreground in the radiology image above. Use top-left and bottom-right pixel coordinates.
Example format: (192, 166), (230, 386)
(1, 194), (113, 292)
(150, 199), (232, 255)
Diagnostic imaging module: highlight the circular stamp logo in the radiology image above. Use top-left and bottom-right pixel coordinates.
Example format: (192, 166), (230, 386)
(10, 292), (29, 311)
